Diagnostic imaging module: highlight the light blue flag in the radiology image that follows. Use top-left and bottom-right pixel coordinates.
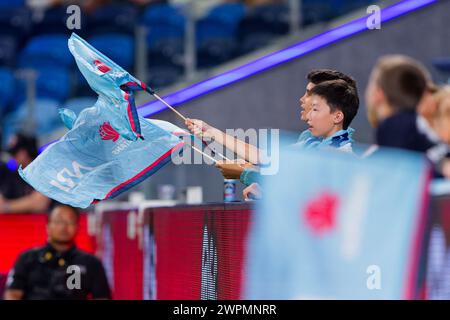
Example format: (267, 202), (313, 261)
(18, 33), (187, 208)
(68, 32), (148, 141)
(244, 147), (431, 299)
(19, 107), (185, 209)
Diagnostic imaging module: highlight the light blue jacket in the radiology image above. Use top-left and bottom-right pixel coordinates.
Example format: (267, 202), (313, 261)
(240, 128), (355, 186)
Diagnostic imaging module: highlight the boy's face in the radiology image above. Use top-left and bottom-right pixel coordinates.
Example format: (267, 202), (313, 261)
(299, 82), (315, 122)
(307, 95), (342, 138)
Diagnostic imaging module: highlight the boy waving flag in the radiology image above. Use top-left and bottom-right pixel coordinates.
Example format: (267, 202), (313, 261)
(18, 33), (185, 208)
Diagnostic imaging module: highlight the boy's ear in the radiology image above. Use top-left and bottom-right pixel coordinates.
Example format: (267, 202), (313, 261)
(333, 110), (344, 125)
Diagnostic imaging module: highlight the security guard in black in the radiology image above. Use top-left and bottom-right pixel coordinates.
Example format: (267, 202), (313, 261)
(6, 243), (111, 300)
(4, 205), (111, 300)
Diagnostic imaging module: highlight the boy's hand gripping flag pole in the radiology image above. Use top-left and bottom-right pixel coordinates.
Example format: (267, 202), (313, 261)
(141, 82), (232, 162)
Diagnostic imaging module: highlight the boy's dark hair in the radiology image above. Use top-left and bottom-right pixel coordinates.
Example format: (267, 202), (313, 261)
(374, 56), (427, 112)
(310, 79), (359, 129)
(48, 204), (80, 222)
(307, 69), (357, 90)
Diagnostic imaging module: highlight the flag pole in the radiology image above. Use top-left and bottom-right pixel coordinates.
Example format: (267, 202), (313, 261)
(145, 87), (233, 162)
(152, 93), (188, 122)
(190, 145), (218, 164)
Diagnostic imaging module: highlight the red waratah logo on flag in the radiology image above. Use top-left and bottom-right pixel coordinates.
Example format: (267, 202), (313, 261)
(99, 122), (119, 142)
(94, 59), (111, 73)
(303, 192), (339, 235)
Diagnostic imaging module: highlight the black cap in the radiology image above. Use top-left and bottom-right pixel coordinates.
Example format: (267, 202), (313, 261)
(7, 133), (38, 158)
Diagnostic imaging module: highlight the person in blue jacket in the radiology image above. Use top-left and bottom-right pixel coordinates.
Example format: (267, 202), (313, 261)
(186, 70), (360, 199)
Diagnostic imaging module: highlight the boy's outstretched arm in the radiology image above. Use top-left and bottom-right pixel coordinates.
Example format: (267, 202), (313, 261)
(185, 118), (261, 164)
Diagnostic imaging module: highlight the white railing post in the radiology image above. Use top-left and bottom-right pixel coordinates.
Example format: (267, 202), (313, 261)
(135, 25), (149, 84)
(289, 0), (302, 34)
(16, 69), (38, 135)
(184, 1), (197, 81)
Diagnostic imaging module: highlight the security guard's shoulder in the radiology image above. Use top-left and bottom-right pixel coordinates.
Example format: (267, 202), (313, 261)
(16, 245), (48, 263)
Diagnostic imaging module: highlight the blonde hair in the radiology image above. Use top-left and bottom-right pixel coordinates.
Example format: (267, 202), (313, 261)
(433, 85), (450, 105)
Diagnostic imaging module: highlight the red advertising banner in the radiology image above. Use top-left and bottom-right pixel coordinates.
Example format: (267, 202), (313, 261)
(0, 213), (94, 274)
(99, 210), (144, 300)
(96, 203), (252, 300)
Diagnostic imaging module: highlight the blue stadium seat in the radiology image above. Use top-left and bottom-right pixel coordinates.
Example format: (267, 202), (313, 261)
(331, 0), (374, 16)
(18, 34), (73, 69)
(195, 3), (245, 68)
(15, 66), (71, 104)
(147, 64), (183, 90)
(142, 3), (186, 28)
(146, 24), (185, 51)
(196, 37), (237, 68)
(147, 51), (183, 90)
(301, 0), (334, 26)
(302, 0), (373, 26)
(196, 3), (246, 47)
(89, 4), (138, 36)
(88, 33), (135, 70)
(196, 18), (234, 46)
(0, 0), (24, 8)
(0, 36), (18, 67)
(142, 4), (186, 51)
(206, 3), (246, 32)
(31, 5), (88, 36)
(0, 68), (15, 116)
(242, 4), (290, 34)
(0, 7), (31, 42)
(238, 4), (290, 54)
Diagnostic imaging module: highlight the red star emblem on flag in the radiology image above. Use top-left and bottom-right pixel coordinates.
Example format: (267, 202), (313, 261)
(303, 191), (339, 235)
